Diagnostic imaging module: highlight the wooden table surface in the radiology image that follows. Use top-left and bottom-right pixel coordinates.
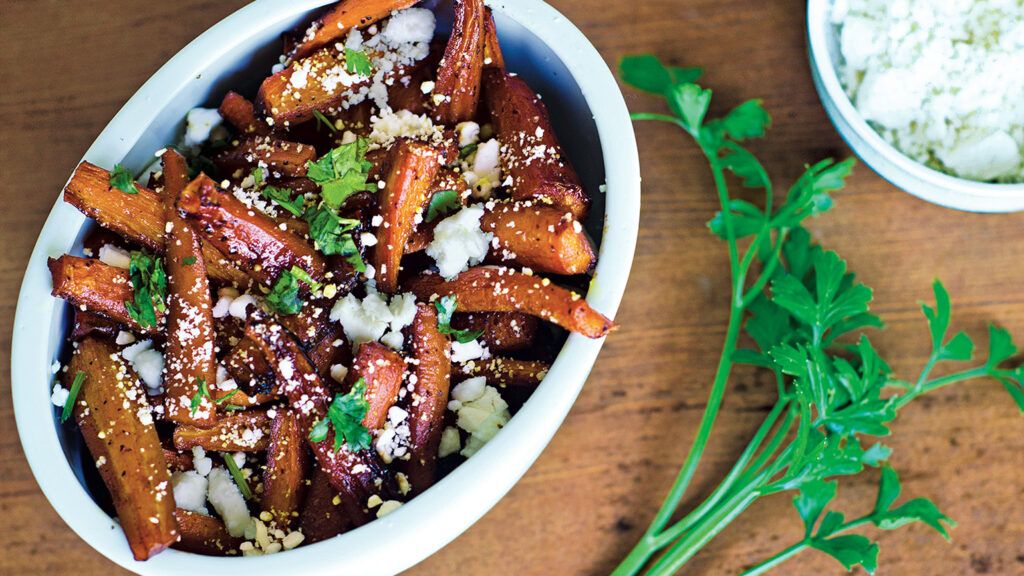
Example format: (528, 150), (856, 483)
(1, 1), (1022, 574)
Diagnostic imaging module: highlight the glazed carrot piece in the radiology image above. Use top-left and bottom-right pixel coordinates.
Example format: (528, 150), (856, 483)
(63, 162), (248, 285)
(483, 69), (590, 218)
(432, 0), (486, 124)
(373, 140), (443, 293)
(163, 448), (193, 472)
(457, 357), (551, 389)
(161, 150), (217, 427)
(225, 337), (277, 393)
(306, 323), (348, 376)
(406, 266), (615, 338)
(257, 48), (374, 125)
(219, 91), (269, 136)
(48, 255), (164, 334)
(279, 297), (337, 346)
(451, 312), (539, 353)
(350, 341), (405, 431)
(403, 304), (450, 492)
(173, 509), (243, 556)
(70, 309), (120, 341)
(67, 338), (178, 561)
(481, 201), (595, 275)
(173, 410), (272, 452)
(299, 466), (351, 543)
(213, 136), (317, 179)
(262, 409), (310, 528)
(482, 7), (505, 70)
(288, 0), (419, 61)
(178, 173), (327, 288)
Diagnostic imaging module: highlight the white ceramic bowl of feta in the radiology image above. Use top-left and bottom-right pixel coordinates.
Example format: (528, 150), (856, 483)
(807, 0), (1024, 212)
(10, 1), (640, 574)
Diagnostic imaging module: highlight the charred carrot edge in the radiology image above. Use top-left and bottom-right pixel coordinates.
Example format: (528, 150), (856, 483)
(178, 173), (327, 288)
(403, 304), (451, 493)
(257, 48), (370, 125)
(373, 140), (443, 293)
(406, 266), (615, 339)
(213, 136), (317, 179)
(68, 338), (178, 561)
(306, 323), (348, 376)
(288, 0), (419, 61)
(48, 255), (163, 334)
(63, 162), (248, 285)
(432, 0), (486, 124)
(481, 201), (596, 275)
(71, 309), (120, 341)
(219, 91), (269, 136)
(245, 320), (394, 527)
(279, 297), (336, 346)
(299, 466), (351, 543)
(172, 410), (272, 452)
(225, 337), (277, 393)
(164, 448), (194, 472)
(161, 150), (218, 427)
(451, 312), (540, 353)
(456, 357), (551, 389)
(482, 7), (505, 70)
(262, 409), (310, 529)
(482, 69), (590, 218)
(173, 509), (243, 556)
(351, 342), (404, 431)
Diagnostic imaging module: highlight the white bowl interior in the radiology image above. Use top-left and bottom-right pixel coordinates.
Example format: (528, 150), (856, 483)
(13, 1), (639, 574)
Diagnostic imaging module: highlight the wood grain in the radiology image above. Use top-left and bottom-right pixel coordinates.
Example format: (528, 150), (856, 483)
(1, 1), (1022, 575)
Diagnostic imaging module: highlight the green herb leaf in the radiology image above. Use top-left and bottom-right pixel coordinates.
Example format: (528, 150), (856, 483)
(458, 143), (478, 159)
(303, 204), (365, 272)
(707, 198), (764, 239)
(810, 534), (879, 574)
(109, 164), (139, 194)
(290, 265), (322, 292)
(344, 47), (373, 76)
(306, 139), (376, 209)
(222, 453), (253, 499)
(718, 144), (770, 189)
(618, 54), (702, 95)
(434, 295), (484, 343)
(876, 498), (955, 539)
(313, 110), (338, 133)
(265, 270), (303, 316)
(308, 378), (372, 452)
(182, 256), (197, 266)
(793, 480), (837, 537)
(251, 166), (265, 187)
(425, 189), (461, 223)
(262, 185), (305, 217)
(61, 370), (86, 423)
(668, 83), (712, 133)
(124, 251), (167, 329)
(720, 99), (771, 141)
(985, 324), (1017, 369)
(190, 377), (209, 416)
(816, 510), (846, 538)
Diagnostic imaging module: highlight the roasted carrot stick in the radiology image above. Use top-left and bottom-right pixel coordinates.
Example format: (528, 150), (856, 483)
(373, 140), (443, 293)
(483, 69), (589, 218)
(67, 338), (178, 561)
(481, 201), (595, 275)
(433, 0), (486, 124)
(219, 91), (269, 137)
(178, 173), (327, 288)
(288, 0), (420, 61)
(351, 341), (405, 431)
(71, 309), (120, 341)
(403, 304), (450, 492)
(173, 509), (243, 556)
(406, 266), (614, 338)
(457, 357), (551, 389)
(306, 323), (348, 377)
(257, 48), (370, 126)
(451, 312), (539, 353)
(63, 162), (248, 285)
(161, 150), (217, 427)
(482, 7), (505, 70)
(48, 255), (164, 334)
(213, 136), (317, 179)
(173, 410), (272, 452)
(262, 409), (310, 528)
(299, 466), (351, 543)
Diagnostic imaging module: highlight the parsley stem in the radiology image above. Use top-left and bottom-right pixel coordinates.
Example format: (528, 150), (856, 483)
(895, 366), (990, 409)
(738, 516), (874, 576)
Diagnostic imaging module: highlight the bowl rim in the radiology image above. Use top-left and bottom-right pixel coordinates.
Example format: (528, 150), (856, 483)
(10, 0), (641, 574)
(806, 0), (1024, 205)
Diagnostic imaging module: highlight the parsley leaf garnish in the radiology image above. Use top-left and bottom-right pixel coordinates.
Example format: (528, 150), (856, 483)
(312, 110), (338, 133)
(434, 295), (484, 343)
(303, 204), (366, 272)
(60, 370), (86, 424)
(344, 48), (373, 77)
(182, 256), (197, 266)
(265, 269), (303, 316)
(289, 265), (322, 292)
(124, 251), (167, 329)
(308, 378), (372, 452)
(305, 139), (376, 210)
(262, 185), (305, 217)
(189, 377), (237, 415)
(109, 164), (139, 194)
(425, 189), (461, 223)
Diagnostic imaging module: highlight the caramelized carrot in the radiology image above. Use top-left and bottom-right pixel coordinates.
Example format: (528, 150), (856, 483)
(403, 304), (450, 492)
(48, 255), (164, 334)
(219, 90), (269, 136)
(262, 409), (310, 528)
(178, 173), (327, 288)
(257, 48), (369, 125)
(481, 201), (595, 275)
(451, 312), (540, 353)
(67, 338), (178, 560)
(71, 309), (120, 340)
(483, 69), (589, 218)
(351, 342), (404, 431)
(482, 7), (505, 70)
(299, 466), (351, 543)
(225, 337), (277, 393)
(406, 266), (615, 338)
(173, 509), (243, 556)
(373, 140), (443, 293)
(213, 136), (317, 179)
(161, 150), (217, 426)
(457, 357), (551, 389)
(288, 0), (419, 61)
(433, 0), (486, 124)
(173, 410), (272, 452)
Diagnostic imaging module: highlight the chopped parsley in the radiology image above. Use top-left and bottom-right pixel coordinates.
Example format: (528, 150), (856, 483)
(308, 378), (372, 452)
(425, 189), (461, 223)
(262, 185), (305, 217)
(265, 269), (303, 316)
(182, 256), (197, 266)
(344, 48), (373, 77)
(109, 164), (139, 194)
(190, 377), (238, 415)
(124, 251), (167, 329)
(435, 295), (484, 343)
(303, 204), (366, 272)
(306, 139), (376, 210)
(222, 453), (253, 499)
(312, 110), (338, 133)
(61, 370), (86, 424)
(251, 166), (265, 187)
(290, 265), (322, 292)
(459, 143), (478, 159)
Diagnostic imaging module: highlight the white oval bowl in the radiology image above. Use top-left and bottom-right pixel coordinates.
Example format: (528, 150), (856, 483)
(807, 0), (1024, 213)
(10, 1), (640, 574)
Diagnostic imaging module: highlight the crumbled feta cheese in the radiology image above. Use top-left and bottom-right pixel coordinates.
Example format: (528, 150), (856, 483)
(184, 108), (225, 148)
(229, 293), (257, 320)
(330, 291), (418, 348)
(376, 500), (403, 518)
(451, 376), (487, 403)
(382, 8), (436, 45)
(448, 379), (511, 458)
(172, 470), (209, 514)
(98, 244), (131, 269)
(115, 330), (136, 345)
(207, 467), (250, 537)
(456, 121), (481, 148)
(462, 139), (502, 198)
(121, 340), (164, 394)
(450, 339), (490, 363)
(375, 405), (412, 464)
(50, 383), (69, 408)
(192, 446), (213, 476)
(368, 109), (443, 150)
(426, 206), (493, 279)
(438, 426), (461, 458)
(330, 364), (349, 384)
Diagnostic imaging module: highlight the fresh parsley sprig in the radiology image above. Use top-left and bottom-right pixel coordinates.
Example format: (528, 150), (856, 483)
(303, 204), (365, 272)
(425, 189), (461, 223)
(265, 269), (303, 316)
(309, 378), (372, 452)
(109, 164), (139, 194)
(306, 138), (376, 210)
(189, 377), (238, 415)
(124, 251), (167, 329)
(612, 55), (1022, 576)
(344, 48), (373, 77)
(434, 295), (484, 344)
